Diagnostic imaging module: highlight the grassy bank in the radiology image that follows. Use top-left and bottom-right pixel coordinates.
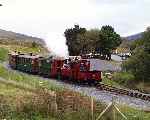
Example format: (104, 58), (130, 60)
(0, 47), (9, 62)
(0, 81), (150, 120)
(103, 72), (150, 93)
(0, 64), (64, 92)
(0, 82), (58, 120)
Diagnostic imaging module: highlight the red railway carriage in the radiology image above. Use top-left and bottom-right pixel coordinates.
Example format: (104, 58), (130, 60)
(50, 59), (64, 78)
(30, 55), (39, 74)
(8, 52), (18, 69)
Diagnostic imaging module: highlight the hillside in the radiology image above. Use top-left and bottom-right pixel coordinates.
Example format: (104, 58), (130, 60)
(119, 32), (143, 49)
(0, 28), (48, 54)
(0, 29), (45, 45)
(124, 32), (143, 41)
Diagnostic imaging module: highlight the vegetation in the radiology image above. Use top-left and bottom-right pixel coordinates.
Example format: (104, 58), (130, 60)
(32, 41), (38, 48)
(111, 72), (135, 87)
(64, 24), (86, 55)
(0, 83), (58, 120)
(0, 47), (9, 62)
(0, 44), (48, 56)
(0, 81), (150, 120)
(123, 27), (150, 83)
(97, 25), (122, 60)
(76, 29), (100, 53)
(108, 27), (150, 92)
(0, 64), (64, 92)
(64, 25), (121, 59)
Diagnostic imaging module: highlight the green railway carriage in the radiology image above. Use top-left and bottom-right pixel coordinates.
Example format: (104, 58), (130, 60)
(39, 57), (53, 77)
(16, 54), (39, 74)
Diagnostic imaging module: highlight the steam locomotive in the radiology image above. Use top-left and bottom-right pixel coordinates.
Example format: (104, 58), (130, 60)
(8, 52), (102, 84)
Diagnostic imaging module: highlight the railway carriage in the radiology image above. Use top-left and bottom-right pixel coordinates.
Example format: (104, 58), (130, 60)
(9, 53), (39, 74)
(39, 57), (52, 76)
(50, 59), (64, 78)
(39, 56), (64, 78)
(17, 54), (39, 74)
(8, 52), (18, 69)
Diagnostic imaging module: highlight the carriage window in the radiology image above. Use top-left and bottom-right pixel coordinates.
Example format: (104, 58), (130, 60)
(63, 64), (70, 69)
(80, 63), (86, 72)
(20, 58), (22, 63)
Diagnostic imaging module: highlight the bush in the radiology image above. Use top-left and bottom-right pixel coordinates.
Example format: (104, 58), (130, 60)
(112, 72), (135, 86)
(32, 41), (37, 48)
(0, 47), (8, 62)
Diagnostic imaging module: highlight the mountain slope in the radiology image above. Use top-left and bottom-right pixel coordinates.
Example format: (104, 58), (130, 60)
(125, 32), (143, 41)
(0, 29), (45, 45)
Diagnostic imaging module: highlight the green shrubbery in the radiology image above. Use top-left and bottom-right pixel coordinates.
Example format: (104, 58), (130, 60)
(112, 72), (135, 86)
(0, 47), (8, 62)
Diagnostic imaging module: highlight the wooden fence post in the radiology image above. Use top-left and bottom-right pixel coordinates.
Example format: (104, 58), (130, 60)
(91, 97), (94, 120)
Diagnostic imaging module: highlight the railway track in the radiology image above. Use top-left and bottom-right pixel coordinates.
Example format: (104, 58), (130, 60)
(96, 83), (150, 101)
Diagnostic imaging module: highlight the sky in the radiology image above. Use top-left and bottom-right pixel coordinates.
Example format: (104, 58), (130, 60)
(0, 0), (149, 38)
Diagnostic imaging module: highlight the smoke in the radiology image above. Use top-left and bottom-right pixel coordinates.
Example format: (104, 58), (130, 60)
(45, 32), (69, 58)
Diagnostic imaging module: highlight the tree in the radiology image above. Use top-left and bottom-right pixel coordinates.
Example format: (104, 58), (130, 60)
(123, 27), (150, 82)
(64, 25), (121, 58)
(76, 29), (100, 54)
(97, 25), (122, 60)
(32, 41), (37, 48)
(64, 25), (86, 55)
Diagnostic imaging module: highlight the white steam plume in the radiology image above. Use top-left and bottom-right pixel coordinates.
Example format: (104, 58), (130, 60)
(45, 32), (69, 58)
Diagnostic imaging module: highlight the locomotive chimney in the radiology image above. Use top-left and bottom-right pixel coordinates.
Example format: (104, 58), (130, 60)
(30, 53), (33, 56)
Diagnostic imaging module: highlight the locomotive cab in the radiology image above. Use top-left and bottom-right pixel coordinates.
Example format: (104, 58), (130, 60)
(76, 59), (102, 84)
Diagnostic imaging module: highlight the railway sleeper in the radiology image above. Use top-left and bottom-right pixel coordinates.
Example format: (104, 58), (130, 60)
(134, 93), (139, 98)
(148, 96), (150, 101)
(142, 95), (150, 101)
(109, 89), (116, 92)
(104, 87), (110, 90)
